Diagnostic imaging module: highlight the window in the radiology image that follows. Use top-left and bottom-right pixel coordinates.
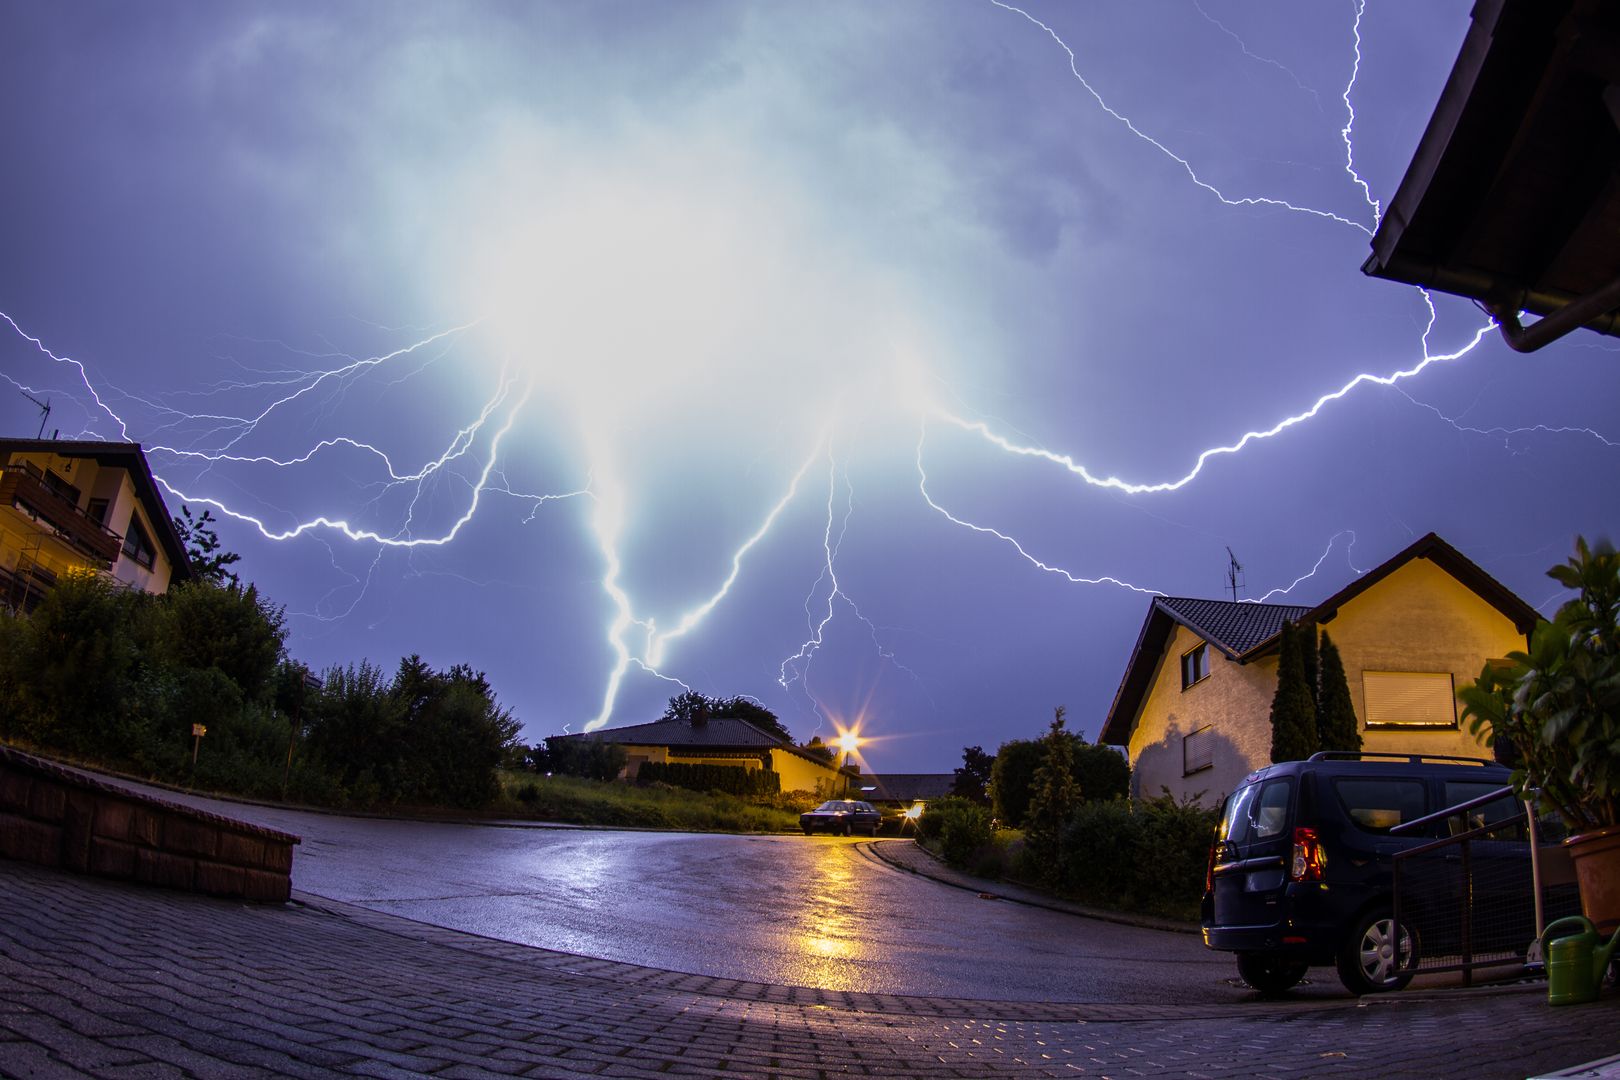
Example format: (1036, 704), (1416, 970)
(1443, 781), (1527, 840)
(87, 498), (109, 525)
(1181, 643), (1210, 689)
(1363, 671), (1457, 728)
(1183, 725), (1215, 776)
(1220, 777), (1294, 845)
(121, 517), (156, 570)
(1334, 777), (1427, 834)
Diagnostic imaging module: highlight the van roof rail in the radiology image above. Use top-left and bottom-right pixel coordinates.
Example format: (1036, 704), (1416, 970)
(1305, 751), (1496, 766)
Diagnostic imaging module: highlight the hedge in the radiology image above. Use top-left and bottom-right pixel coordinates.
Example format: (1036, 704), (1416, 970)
(637, 761), (782, 797)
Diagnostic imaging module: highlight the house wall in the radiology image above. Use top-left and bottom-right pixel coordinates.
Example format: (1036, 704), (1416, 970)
(1321, 557), (1521, 760)
(1125, 558), (1524, 808)
(1127, 624), (1278, 808)
(0, 450), (175, 595)
(768, 749), (849, 798)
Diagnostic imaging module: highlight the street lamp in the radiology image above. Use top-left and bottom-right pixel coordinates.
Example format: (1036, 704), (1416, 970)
(836, 730), (860, 767)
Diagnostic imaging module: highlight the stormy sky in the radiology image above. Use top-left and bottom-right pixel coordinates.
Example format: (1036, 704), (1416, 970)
(3, 1), (1616, 772)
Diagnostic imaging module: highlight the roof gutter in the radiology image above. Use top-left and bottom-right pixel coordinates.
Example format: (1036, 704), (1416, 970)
(1486, 269), (1620, 353)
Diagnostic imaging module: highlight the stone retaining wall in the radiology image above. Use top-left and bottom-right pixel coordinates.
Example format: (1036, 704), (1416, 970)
(0, 745), (298, 902)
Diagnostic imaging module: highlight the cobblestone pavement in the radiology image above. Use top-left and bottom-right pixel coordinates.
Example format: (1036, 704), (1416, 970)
(2, 860), (1618, 1080)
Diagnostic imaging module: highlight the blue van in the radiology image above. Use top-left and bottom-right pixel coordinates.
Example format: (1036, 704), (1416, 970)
(1202, 751), (1551, 995)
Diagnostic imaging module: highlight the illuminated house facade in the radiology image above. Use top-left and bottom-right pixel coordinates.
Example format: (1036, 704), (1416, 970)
(559, 716), (856, 798)
(0, 439), (190, 610)
(1100, 533), (1539, 808)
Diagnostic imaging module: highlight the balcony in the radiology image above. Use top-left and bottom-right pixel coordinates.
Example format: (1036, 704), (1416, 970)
(0, 465), (122, 567)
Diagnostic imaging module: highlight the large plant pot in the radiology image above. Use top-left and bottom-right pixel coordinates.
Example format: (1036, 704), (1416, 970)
(1565, 824), (1620, 934)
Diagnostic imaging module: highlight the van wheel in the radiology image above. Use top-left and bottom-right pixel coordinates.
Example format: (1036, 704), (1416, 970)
(1236, 953), (1308, 996)
(1337, 908), (1419, 995)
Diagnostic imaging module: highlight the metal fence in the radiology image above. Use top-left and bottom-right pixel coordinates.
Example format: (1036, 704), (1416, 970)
(1391, 786), (1581, 984)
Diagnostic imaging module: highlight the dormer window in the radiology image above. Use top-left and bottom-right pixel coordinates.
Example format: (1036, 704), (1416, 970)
(122, 517), (156, 570)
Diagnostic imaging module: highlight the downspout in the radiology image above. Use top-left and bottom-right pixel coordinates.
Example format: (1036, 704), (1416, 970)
(1487, 271), (1620, 353)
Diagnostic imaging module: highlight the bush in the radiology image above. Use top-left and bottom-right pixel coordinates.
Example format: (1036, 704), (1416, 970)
(637, 761), (781, 797)
(1055, 795), (1219, 919)
(919, 796), (994, 869)
(493, 771), (800, 832)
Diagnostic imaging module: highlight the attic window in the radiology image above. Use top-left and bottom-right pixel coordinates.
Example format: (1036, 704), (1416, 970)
(1363, 671), (1456, 728)
(1180, 644), (1210, 690)
(121, 517), (156, 570)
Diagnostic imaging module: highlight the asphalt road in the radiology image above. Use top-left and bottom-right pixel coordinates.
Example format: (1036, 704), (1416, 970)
(117, 784), (1336, 1004)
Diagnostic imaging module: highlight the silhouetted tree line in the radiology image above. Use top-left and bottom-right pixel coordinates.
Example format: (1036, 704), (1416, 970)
(0, 516), (521, 809)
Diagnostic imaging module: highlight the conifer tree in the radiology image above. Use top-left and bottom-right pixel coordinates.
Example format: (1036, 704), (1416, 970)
(1315, 631), (1362, 752)
(1269, 622), (1319, 763)
(1024, 706), (1079, 881)
(1298, 622), (1319, 707)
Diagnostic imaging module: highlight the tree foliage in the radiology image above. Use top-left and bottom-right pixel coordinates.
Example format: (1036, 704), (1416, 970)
(1269, 621), (1319, 763)
(990, 728), (1129, 826)
(1315, 631), (1361, 753)
(659, 691), (793, 743)
(950, 745), (995, 804)
(1023, 707), (1080, 881)
(172, 505), (242, 587)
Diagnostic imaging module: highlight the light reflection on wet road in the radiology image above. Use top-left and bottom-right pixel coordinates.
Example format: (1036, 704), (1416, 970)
(119, 787), (1323, 1003)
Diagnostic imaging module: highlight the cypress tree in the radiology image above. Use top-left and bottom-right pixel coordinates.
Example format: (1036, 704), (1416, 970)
(1316, 631), (1361, 753)
(1269, 622), (1319, 763)
(1298, 622), (1319, 707)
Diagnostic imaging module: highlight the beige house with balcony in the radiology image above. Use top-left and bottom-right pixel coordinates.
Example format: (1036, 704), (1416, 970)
(1100, 533), (1539, 808)
(0, 439), (190, 609)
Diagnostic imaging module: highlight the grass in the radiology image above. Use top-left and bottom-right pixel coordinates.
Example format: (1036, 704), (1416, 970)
(490, 771), (806, 833)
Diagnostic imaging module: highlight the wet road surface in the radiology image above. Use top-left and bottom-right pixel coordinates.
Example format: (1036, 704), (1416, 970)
(115, 784), (1339, 1004)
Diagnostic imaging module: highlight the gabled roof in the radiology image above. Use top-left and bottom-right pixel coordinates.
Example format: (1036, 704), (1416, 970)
(863, 773), (955, 803)
(558, 716), (844, 770)
(0, 438), (191, 581)
(1099, 598), (1306, 746)
(1100, 533), (1539, 746)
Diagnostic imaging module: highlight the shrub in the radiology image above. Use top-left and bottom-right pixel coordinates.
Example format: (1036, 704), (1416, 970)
(637, 761), (781, 797)
(1056, 795), (1219, 919)
(919, 796), (994, 869)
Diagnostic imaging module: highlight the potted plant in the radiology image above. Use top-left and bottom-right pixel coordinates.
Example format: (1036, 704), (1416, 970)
(1459, 537), (1620, 932)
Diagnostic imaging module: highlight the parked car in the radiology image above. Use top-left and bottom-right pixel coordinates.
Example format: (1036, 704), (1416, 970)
(800, 800), (882, 836)
(1202, 751), (1563, 996)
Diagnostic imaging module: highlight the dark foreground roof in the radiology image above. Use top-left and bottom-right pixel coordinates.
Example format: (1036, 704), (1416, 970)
(0, 438), (191, 581)
(1363, 0), (1620, 347)
(1100, 533), (1539, 746)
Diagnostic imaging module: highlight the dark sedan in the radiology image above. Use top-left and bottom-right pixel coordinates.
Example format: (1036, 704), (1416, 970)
(800, 800), (881, 836)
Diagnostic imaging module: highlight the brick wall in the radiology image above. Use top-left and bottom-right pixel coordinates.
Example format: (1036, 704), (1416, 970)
(0, 746), (299, 902)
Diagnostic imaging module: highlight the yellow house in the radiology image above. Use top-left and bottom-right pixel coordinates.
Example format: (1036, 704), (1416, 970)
(562, 715), (857, 797)
(1100, 533), (1539, 808)
(0, 438), (190, 609)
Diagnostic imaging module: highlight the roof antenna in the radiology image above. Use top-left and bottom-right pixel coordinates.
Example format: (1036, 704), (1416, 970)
(1225, 546), (1245, 602)
(19, 390), (51, 439)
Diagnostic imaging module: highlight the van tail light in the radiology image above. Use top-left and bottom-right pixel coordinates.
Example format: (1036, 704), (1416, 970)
(1205, 841), (1217, 892)
(1290, 827), (1326, 881)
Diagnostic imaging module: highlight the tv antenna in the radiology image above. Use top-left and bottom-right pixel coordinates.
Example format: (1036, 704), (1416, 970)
(19, 390), (51, 439)
(1225, 546), (1245, 602)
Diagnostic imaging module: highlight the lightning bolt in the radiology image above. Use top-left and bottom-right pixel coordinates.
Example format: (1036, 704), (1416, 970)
(1247, 530), (1362, 604)
(1391, 387), (1619, 452)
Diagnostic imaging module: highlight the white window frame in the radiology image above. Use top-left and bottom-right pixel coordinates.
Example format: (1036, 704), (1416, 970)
(1180, 643), (1210, 690)
(1362, 670), (1457, 729)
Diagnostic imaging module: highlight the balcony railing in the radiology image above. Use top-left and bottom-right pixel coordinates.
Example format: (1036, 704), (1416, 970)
(0, 465), (122, 567)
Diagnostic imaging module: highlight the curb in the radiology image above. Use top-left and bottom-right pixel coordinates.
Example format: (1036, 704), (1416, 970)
(863, 838), (1200, 934)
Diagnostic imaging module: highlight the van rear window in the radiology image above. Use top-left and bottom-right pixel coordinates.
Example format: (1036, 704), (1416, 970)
(1220, 777), (1293, 845)
(1334, 778), (1426, 833)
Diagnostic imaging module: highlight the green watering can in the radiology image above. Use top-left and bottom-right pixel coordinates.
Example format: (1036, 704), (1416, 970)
(1541, 916), (1620, 1006)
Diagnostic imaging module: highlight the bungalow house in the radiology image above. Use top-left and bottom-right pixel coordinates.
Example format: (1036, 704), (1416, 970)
(1100, 533), (1539, 808)
(559, 715), (857, 798)
(0, 439), (189, 610)
(862, 772), (956, 827)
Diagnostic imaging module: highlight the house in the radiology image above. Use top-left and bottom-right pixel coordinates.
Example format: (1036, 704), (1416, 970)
(1099, 533), (1539, 808)
(861, 772), (956, 825)
(559, 715), (857, 797)
(0, 439), (190, 610)
(1362, 0), (1620, 352)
